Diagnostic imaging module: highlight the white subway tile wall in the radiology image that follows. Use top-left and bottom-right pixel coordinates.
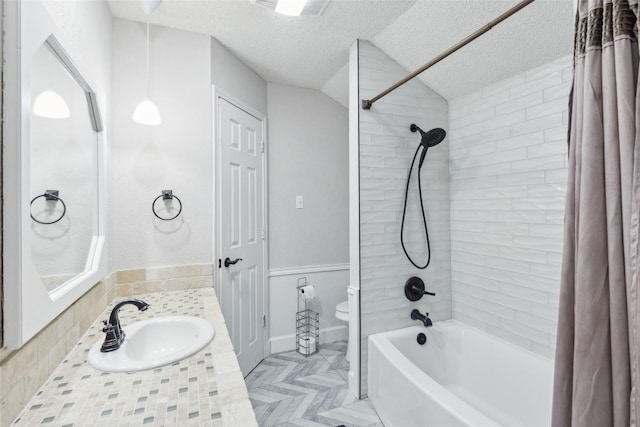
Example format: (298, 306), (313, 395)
(358, 41), (451, 395)
(448, 55), (572, 359)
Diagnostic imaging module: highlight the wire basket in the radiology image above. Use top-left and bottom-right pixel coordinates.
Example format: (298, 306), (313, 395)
(296, 309), (319, 356)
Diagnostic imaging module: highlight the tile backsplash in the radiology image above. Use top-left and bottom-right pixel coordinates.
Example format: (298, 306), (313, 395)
(116, 263), (213, 297)
(448, 55), (572, 358)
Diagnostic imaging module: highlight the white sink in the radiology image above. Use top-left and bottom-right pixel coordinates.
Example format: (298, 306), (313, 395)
(88, 315), (215, 372)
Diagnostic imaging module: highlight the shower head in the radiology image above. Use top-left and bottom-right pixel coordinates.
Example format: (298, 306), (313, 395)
(410, 124), (447, 148)
(410, 124), (446, 168)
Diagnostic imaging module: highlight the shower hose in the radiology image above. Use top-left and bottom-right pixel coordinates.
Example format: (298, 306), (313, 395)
(400, 145), (431, 269)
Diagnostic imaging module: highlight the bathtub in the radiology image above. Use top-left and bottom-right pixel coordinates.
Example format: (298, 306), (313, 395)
(368, 320), (554, 427)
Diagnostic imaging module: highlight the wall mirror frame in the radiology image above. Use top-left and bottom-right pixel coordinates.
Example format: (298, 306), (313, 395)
(3, 0), (108, 349)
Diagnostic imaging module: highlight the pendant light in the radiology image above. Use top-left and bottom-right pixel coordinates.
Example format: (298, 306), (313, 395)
(132, 21), (161, 126)
(33, 90), (71, 119)
(33, 51), (71, 119)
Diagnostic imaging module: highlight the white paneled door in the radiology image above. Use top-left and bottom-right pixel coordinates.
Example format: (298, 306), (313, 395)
(217, 96), (265, 376)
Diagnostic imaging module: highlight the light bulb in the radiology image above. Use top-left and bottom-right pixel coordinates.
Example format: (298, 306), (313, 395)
(33, 89), (70, 119)
(132, 98), (162, 126)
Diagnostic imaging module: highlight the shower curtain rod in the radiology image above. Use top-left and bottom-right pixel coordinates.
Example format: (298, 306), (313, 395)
(361, 0), (536, 110)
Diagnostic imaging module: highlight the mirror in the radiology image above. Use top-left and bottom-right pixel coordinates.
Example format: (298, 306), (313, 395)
(29, 41), (97, 293)
(3, 0), (107, 349)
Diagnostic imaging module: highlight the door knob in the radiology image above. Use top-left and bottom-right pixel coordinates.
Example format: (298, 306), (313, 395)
(224, 257), (243, 268)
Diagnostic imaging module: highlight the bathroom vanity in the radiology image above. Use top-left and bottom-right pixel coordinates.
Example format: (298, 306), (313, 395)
(10, 288), (257, 426)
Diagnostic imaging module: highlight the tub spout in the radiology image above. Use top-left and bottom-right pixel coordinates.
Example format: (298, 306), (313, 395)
(100, 299), (150, 352)
(411, 309), (432, 327)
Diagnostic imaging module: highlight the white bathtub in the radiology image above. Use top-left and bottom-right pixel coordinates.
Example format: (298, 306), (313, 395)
(368, 320), (554, 427)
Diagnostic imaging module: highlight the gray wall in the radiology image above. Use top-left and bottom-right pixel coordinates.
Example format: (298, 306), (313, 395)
(267, 83), (349, 269)
(111, 19), (212, 270)
(211, 38), (268, 116)
(111, 23), (345, 273)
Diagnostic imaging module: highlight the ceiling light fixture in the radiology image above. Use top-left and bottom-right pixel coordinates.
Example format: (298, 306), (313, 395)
(275, 0), (308, 16)
(132, 21), (161, 126)
(251, 0), (329, 17)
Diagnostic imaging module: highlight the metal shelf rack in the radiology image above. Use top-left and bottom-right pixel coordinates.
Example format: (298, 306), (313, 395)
(296, 277), (319, 356)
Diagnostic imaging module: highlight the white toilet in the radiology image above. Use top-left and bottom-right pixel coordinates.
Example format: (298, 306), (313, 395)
(335, 300), (351, 362)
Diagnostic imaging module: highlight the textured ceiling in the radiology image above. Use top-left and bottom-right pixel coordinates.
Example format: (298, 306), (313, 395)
(373, 0), (574, 100)
(107, 0), (417, 90)
(107, 0), (574, 101)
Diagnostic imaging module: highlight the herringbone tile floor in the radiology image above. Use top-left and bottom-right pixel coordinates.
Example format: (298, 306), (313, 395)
(246, 341), (384, 427)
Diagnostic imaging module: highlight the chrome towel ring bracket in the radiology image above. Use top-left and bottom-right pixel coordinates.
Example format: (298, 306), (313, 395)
(152, 190), (182, 221)
(30, 190), (67, 225)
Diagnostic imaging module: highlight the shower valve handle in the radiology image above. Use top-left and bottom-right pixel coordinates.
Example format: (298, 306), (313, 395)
(404, 277), (435, 301)
(224, 257), (243, 267)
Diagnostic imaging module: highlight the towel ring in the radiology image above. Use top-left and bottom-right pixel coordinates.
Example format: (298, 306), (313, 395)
(152, 190), (182, 221)
(30, 191), (67, 225)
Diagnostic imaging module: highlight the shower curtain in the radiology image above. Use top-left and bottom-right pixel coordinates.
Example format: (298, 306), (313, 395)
(552, 1), (639, 426)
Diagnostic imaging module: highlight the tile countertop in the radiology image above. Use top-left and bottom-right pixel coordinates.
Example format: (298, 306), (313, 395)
(11, 288), (257, 427)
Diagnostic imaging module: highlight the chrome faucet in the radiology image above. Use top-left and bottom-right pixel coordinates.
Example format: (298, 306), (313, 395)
(100, 299), (150, 352)
(411, 309), (433, 327)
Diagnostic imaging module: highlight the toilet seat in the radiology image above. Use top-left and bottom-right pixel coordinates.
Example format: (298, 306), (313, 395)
(335, 300), (349, 322)
(335, 300), (350, 362)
